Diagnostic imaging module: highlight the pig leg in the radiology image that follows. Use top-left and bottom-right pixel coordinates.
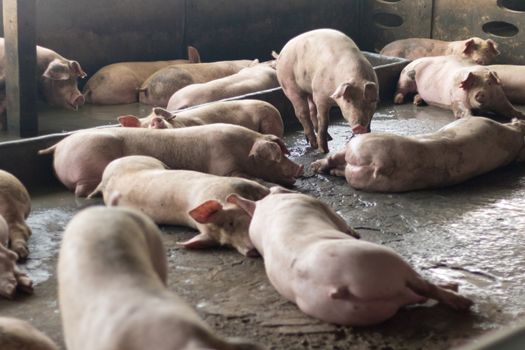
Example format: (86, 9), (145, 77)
(285, 89), (318, 149)
(451, 101), (473, 119)
(313, 96), (332, 153)
(311, 148), (347, 175)
(9, 223), (31, 260)
(413, 94), (426, 106)
(308, 95), (333, 142)
(406, 273), (473, 310)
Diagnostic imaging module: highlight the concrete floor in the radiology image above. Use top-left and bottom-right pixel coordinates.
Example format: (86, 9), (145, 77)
(1, 102), (525, 349)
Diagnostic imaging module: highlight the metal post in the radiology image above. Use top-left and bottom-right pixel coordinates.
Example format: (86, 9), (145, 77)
(3, 0), (38, 137)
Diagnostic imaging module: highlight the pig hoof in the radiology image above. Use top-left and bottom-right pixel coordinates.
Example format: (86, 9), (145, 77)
(310, 160), (328, 174)
(448, 294), (474, 311)
(394, 93), (404, 104)
(413, 94), (425, 106)
(15, 273), (33, 294)
(11, 243), (29, 261)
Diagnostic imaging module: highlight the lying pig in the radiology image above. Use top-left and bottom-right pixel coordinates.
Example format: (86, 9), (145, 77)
(487, 65), (525, 104)
(0, 216), (33, 299)
(88, 155), (269, 256)
(58, 206), (264, 350)
(228, 188), (473, 326)
(275, 29), (378, 153)
(139, 59), (255, 107)
(83, 46), (201, 105)
(311, 117), (525, 192)
(0, 317), (57, 350)
(0, 170), (32, 259)
(118, 100), (284, 137)
(380, 37), (499, 65)
(394, 56), (524, 119)
(38, 124), (303, 197)
(0, 38), (86, 115)
(166, 61), (279, 110)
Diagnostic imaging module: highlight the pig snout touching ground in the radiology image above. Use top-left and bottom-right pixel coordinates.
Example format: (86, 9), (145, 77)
(58, 206), (264, 350)
(0, 170), (32, 260)
(0, 216), (33, 299)
(275, 28), (378, 153)
(88, 155), (269, 256)
(38, 124), (302, 197)
(228, 188), (473, 326)
(380, 37), (500, 65)
(312, 117), (525, 192)
(166, 61), (279, 110)
(138, 59), (255, 107)
(394, 56), (524, 119)
(0, 317), (58, 350)
(83, 46), (201, 105)
(487, 64), (525, 105)
(118, 99), (284, 137)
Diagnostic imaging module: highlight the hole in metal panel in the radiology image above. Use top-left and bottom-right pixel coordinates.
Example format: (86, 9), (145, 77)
(373, 12), (403, 28)
(482, 21), (519, 37)
(498, 0), (525, 12)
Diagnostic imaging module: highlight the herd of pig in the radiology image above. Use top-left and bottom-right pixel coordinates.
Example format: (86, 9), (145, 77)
(1, 27), (525, 349)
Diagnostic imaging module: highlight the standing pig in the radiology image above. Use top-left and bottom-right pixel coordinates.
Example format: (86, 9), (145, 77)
(58, 206), (264, 350)
(487, 65), (525, 104)
(228, 188), (473, 326)
(394, 56), (524, 119)
(0, 317), (58, 350)
(88, 155), (269, 256)
(380, 37), (500, 65)
(83, 46), (201, 105)
(118, 100), (284, 137)
(0, 38), (86, 117)
(166, 61), (279, 110)
(311, 117), (525, 192)
(0, 216), (32, 299)
(0, 170), (32, 259)
(139, 59), (255, 107)
(275, 29), (378, 153)
(38, 124), (303, 197)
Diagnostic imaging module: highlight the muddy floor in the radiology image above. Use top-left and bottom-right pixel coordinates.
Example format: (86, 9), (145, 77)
(1, 103), (525, 349)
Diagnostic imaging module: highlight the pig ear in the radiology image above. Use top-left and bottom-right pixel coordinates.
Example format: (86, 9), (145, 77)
(363, 82), (378, 103)
(118, 115), (141, 128)
(487, 39), (500, 56)
(269, 186), (296, 194)
(249, 140), (282, 162)
(226, 194), (256, 217)
(463, 38), (476, 54)
(42, 59), (70, 80)
(488, 71), (501, 85)
(459, 72), (476, 90)
(153, 107), (175, 120)
(249, 59), (260, 67)
(178, 232), (218, 249)
(188, 200), (223, 224)
(266, 135), (290, 155)
(69, 60), (87, 78)
(187, 46), (201, 63)
(331, 82), (353, 100)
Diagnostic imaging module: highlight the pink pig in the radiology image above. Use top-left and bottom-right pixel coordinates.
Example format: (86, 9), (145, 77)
(275, 29), (378, 153)
(228, 188), (473, 326)
(0, 317), (58, 350)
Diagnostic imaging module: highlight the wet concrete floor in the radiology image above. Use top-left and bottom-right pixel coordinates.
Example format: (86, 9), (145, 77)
(1, 102), (525, 349)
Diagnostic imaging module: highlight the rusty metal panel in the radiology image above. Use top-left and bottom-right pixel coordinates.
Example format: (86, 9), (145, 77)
(433, 0), (525, 64)
(361, 0), (433, 53)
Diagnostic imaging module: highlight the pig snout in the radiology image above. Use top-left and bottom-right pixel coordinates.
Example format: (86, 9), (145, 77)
(475, 91), (486, 104)
(149, 117), (168, 129)
(71, 94), (85, 109)
(475, 58), (485, 65)
(352, 124), (368, 135)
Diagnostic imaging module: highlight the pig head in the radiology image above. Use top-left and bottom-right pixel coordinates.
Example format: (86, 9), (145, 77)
(118, 107), (176, 129)
(460, 37), (500, 65)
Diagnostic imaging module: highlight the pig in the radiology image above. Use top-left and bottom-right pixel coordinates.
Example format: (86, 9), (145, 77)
(139, 59), (256, 107)
(0, 170), (32, 259)
(38, 124), (303, 197)
(0, 317), (58, 350)
(394, 56), (524, 119)
(83, 46), (201, 105)
(118, 100), (284, 137)
(0, 215), (33, 299)
(0, 39), (86, 116)
(228, 187), (473, 326)
(380, 37), (500, 65)
(88, 155), (270, 256)
(166, 61), (279, 110)
(311, 117), (525, 192)
(275, 29), (378, 153)
(58, 206), (264, 350)
(487, 64), (525, 104)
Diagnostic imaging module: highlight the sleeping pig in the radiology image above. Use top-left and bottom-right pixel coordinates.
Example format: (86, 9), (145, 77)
(311, 117), (525, 192)
(394, 56), (524, 119)
(380, 37), (499, 65)
(88, 155), (269, 256)
(275, 28), (378, 153)
(228, 187), (473, 326)
(58, 206), (264, 350)
(38, 124), (303, 197)
(118, 100), (284, 137)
